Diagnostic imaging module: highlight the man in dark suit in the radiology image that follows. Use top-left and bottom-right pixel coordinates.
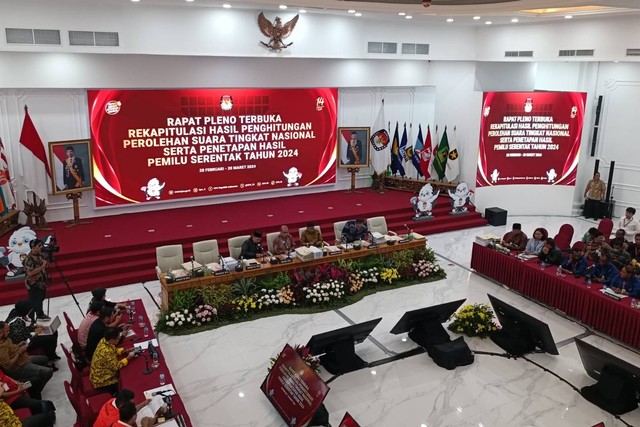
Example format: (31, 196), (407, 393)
(346, 132), (363, 165)
(63, 145), (85, 190)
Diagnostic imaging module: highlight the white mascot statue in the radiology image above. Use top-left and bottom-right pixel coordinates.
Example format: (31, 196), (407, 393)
(141, 178), (166, 200)
(1, 226), (37, 277)
(448, 182), (473, 214)
(410, 184), (440, 219)
(283, 167), (302, 187)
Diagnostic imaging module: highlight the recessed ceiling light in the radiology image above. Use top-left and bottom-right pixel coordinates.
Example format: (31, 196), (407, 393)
(485, 21), (492, 25)
(279, 5), (288, 10)
(446, 18), (454, 22)
(299, 9), (306, 13)
(355, 12), (362, 16)
(130, 0), (140, 2)
(398, 12), (406, 16)
(473, 16), (481, 20)
(565, 15), (573, 19)
(511, 18), (519, 23)
(405, 15), (412, 19)
(348, 9), (356, 13)
(185, 0), (194, 2)
(222, 3), (231, 7)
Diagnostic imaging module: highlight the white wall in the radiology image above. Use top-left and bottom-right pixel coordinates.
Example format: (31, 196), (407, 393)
(2, 1), (640, 221)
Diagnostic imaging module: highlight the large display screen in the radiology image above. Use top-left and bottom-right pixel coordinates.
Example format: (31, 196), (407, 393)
(88, 88), (338, 206)
(476, 91), (586, 187)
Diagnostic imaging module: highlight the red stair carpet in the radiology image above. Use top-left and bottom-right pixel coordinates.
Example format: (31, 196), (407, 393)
(0, 189), (487, 306)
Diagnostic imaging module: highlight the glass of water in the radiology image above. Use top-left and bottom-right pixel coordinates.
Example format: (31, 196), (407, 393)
(143, 326), (149, 337)
(138, 315), (144, 328)
(159, 373), (166, 386)
(152, 352), (159, 369)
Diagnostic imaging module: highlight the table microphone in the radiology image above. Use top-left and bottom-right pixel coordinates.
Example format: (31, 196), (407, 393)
(143, 353), (153, 375)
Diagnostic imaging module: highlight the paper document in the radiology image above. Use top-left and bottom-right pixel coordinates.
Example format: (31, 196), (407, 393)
(136, 339), (159, 350)
(137, 395), (166, 419)
(601, 287), (628, 299)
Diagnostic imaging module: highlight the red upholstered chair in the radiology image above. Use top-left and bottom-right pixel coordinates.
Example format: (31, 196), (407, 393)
(61, 343), (101, 397)
(558, 224), (574, 241)
(14, 408), (32, 420)
(64, 311), (77, 331)
(598, 218), (614, 238)
(64, 380), (111, 427)
(572, 241), (586, 253)
(553, 233), (571, 252)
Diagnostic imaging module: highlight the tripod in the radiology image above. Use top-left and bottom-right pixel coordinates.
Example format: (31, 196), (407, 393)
(45, 256), (84, 317)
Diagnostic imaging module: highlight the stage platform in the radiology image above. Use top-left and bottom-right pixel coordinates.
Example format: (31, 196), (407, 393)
(0, 189), (487, 306)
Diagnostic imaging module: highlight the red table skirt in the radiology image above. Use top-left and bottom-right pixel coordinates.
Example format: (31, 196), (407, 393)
(471, 243), (640, 349)
(119, 300), (193, 426)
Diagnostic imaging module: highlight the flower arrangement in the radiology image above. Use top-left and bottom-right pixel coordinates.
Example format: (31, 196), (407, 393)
(233, 294), (263, 313)
(269, 344), (321, 373)
(165, 305), (217, 328)
(160, 249), (447, 335)
(413, 260), (442, 278)
(380, 267), (400, 284)
(448, 303), (498, 338)
(303, 279), (346, 303)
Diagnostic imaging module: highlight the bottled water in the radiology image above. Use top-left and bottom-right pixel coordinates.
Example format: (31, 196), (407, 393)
(556, 266), (562, 276)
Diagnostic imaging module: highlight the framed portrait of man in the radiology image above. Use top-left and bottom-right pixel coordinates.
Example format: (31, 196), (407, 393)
(48, 139), (94, 195)
(338, 127), (370, 169)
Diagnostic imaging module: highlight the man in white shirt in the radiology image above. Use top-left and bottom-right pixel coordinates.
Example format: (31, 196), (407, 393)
(618, 207), (640, 240)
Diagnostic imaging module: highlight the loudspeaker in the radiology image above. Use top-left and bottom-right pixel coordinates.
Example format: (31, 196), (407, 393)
(581, 365), (638, 415)
(428, 337), (474, 370)
(485, 207), (507, 226)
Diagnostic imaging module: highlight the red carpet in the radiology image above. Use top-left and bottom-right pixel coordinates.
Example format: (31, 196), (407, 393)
(0, 189), (487, 306)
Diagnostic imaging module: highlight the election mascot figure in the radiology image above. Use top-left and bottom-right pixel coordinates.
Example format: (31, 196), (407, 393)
(411, 184), (439, 221)
(448, 182), (473, 215)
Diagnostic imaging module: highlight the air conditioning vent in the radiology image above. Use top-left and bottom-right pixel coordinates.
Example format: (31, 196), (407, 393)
(505, 50), (533, 58)
(95, 32), (119, 47)
(576, 49), (595, 57)
(6, 28), (61, 45)
(368, 41), (397, 54)
(559, 50), (576, 57)
(402, 43), (429, 55)
(626, 48), (640, 56)
(69, 31), (119, 47)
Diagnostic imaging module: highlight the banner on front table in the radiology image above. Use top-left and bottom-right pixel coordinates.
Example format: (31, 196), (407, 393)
(88, 88), (338, 207)
(260, 344), (329, 427)
(476, 91), (586, 187)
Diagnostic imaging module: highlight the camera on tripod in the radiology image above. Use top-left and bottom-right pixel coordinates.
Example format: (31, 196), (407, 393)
(41, 236), (60, 262)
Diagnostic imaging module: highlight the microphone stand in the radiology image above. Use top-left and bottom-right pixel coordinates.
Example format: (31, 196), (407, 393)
(143, 353), (153, 375)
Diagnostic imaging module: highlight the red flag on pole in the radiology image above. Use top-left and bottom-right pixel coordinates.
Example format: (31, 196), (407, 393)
(19, 106), (51, 200)
(0, 138), (17, 210)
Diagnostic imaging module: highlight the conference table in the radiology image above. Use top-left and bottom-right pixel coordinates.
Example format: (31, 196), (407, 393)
(471, 243), (640, 349)
(160, 238), (428, 310)
(119, 300), (193, 426)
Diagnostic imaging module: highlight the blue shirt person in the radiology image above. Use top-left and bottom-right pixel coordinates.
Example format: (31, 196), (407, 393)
(561, 248), (588, 276)
(612, 265), (640, 298)
(587, 254), (620, 287)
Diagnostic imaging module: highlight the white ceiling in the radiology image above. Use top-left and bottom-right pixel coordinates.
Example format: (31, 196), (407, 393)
(55, 0), (640, 24)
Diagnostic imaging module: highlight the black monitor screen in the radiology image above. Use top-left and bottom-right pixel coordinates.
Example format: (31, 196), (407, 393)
(575, 337), (640, 392)
(488, 294), (559, 355)
(389, 299), (466, 335)
(306, 318), (382, 356)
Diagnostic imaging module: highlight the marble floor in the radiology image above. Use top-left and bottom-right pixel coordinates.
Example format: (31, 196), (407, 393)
(3, 215), (640, 427)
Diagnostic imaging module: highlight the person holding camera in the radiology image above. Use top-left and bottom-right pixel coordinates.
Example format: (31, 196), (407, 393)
(23, 239), (49, 321)
(90, 327), (136, 396)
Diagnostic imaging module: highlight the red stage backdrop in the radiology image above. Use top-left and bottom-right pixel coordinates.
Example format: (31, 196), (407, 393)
(88, 88), (338, 206)
(476, 91), (586, 187)
(261, 344), (329, 427)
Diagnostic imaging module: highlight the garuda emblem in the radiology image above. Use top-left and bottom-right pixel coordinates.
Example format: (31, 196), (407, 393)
(257, 12), (299, 51)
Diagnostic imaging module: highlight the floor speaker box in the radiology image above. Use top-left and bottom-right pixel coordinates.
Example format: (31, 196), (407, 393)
(485, 207), (507, 226)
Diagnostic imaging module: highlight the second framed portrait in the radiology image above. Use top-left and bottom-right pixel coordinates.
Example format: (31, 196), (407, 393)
(49, 139), (94, 195)
(338, 127), (370, 168)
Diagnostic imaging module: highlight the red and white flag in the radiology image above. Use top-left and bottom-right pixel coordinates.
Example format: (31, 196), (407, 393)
(0, 138), (16, 211)
(19, 107), (51, 200)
